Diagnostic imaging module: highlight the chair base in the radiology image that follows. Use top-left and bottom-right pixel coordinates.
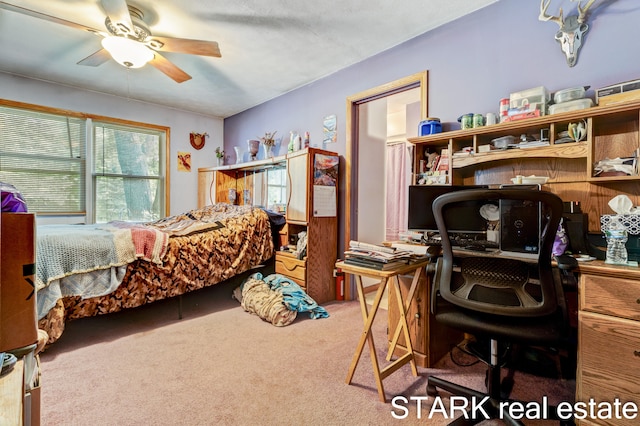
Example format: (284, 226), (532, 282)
(426, 374), (573, 426)
(427, 375), (524, 426)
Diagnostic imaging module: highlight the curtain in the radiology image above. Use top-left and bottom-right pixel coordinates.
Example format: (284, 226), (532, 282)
(385, 142), (412, 241)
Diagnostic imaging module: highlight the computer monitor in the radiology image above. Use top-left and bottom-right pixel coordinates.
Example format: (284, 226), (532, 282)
(407, 185), (490, 234)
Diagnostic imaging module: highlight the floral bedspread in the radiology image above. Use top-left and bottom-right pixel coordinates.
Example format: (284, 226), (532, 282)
(38, 203), (275, 345)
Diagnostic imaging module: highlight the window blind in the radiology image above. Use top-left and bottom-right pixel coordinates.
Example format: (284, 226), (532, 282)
(0, 106), (86, 213)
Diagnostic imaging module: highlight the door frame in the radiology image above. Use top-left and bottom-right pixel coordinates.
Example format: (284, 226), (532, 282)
(344, 71), (428, 299)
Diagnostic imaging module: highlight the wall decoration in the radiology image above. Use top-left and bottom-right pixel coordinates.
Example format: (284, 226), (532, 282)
(323, 114), (337, 146)
(538, 0), (596, 67)
(312, 153), (339, 217)
(177, 151), (191, 172)
(189, 132), (208, 150)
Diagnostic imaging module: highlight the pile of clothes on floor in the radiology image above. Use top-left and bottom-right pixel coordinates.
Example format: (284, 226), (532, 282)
(233, 273), (329, 326)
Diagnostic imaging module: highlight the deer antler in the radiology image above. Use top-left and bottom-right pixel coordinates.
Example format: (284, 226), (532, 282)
(577, 0), (596, 23)
(539, 0), (564, 27)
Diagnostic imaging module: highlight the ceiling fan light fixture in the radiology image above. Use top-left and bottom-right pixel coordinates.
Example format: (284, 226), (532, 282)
(101, 36), (154, 69)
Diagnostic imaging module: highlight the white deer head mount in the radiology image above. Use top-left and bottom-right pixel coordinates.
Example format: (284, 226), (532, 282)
(539, 0), (596, 67)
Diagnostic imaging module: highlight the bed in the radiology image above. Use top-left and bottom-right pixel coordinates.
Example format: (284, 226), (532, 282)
(36, 203), (281, 345)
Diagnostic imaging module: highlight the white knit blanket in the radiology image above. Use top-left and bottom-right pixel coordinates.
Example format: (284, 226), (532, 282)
(35, 223), (167, 292)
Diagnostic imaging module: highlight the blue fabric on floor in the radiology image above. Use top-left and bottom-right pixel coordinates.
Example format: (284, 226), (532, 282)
(248, 272), (329, 319)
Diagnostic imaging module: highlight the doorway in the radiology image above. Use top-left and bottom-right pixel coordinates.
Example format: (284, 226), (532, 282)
(344, 71), (428, 299)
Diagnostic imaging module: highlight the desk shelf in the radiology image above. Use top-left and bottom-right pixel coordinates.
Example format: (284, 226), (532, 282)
(408, 101), (640, 233)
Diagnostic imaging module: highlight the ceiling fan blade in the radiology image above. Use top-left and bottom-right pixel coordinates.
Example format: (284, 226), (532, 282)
(100, 0), (134, 35)
(149, 52), (192, 83)
(0, 1), (100, 33)
(149, 36), (221, 58)
(77, 48), (112, 67)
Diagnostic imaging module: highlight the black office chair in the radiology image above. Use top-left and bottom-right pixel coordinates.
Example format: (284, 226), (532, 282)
(427, 188), (572, 426)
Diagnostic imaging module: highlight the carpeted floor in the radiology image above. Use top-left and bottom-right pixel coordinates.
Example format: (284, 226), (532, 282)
(39, 278), (575, 425)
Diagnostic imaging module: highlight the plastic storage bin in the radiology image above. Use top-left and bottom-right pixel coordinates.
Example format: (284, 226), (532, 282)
(510, 86), (550, 116)
(492, 135), (516, 149)
(549, 98), (593, 115)
(554, 86), (586, 104)
(418, 118), (442, 136)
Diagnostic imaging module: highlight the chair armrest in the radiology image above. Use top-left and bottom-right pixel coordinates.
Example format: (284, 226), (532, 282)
(430, 258), (443, 315)
(554, 254), (578, 271)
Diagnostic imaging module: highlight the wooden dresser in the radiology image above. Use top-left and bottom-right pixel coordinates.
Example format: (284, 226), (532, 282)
(576, 261), (640, 426)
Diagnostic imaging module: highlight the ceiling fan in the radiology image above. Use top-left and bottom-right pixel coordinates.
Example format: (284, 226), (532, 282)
(0, 0), (221, 83)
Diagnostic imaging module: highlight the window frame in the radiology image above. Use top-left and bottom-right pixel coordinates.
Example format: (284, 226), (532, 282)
(0, 99), (170, 223)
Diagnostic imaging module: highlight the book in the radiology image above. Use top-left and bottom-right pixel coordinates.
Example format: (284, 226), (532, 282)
(348, 240), (396, 254)
(344, 257), (408, 270)
(390, 242), (429, 255)
(436, 149), (449, 171)
(344, 249), (413, 262)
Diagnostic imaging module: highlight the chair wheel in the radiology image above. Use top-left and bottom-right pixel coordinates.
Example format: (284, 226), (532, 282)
(500, 376), (514, 399)
(426, 383), (438, 397)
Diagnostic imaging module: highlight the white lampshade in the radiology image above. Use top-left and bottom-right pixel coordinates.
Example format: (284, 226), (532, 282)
(101, 36), (154, 69)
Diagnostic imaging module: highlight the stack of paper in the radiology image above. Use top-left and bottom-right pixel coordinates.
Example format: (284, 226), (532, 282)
(344, 240), (415, 270)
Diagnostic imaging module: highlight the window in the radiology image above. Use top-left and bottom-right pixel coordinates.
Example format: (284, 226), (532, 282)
(0, 102), (167, 222)
(267, 167), (287, 211)
(93, 123), (165, 222)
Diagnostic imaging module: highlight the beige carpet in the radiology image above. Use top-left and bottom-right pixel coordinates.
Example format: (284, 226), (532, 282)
(39, 278), (575, 425)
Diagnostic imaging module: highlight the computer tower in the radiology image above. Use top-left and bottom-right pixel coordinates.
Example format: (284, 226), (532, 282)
(499, 185), (541, 256)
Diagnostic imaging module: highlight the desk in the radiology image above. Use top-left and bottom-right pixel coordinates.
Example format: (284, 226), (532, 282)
(575, 259), (640, 426)
(337, 259), (428, 402)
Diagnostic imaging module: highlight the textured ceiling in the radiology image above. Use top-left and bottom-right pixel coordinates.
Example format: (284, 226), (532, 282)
(0, 0), (497, 118)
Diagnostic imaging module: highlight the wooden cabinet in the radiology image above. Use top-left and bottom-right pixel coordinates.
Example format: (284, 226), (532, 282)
(1, 213), (40, 426)
(408, 101), (640, 233)
(275, 148), (339, 304)
(198, 148), (339, 304)
(387, 270), (462, 368)
(576, 263), (640, 426)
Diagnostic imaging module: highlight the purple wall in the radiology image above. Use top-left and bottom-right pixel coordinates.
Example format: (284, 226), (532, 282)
(224, 0), (640, 250)
(226, 0), (639, 154)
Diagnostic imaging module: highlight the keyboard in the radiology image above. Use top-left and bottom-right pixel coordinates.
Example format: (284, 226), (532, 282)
(451, 238), (499, 249)
(422, 236), (499, 250)
(422, 238), (442, 246)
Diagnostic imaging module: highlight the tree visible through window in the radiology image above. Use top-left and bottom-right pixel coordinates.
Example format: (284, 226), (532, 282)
(94, 123), (164, 222)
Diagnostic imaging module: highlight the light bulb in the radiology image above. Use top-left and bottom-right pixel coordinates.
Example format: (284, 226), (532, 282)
(101, 36), (154, 69)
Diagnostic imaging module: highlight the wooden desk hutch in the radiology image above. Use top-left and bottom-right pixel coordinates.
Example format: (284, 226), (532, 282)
(198, 147), (339, 305)
(402, 100), (640, 425)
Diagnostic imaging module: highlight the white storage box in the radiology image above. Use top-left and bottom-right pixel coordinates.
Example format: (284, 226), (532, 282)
(510, 86), (550, 116)
(492, 135), (516, 149)
(549, 98), (593, 115)
(554, 86), (586, 104)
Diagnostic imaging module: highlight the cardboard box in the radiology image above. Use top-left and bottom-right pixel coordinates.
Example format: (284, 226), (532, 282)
(1, 213), (38, 353)
(597, 90), (640, 107)
(596, 78), (640, 104)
